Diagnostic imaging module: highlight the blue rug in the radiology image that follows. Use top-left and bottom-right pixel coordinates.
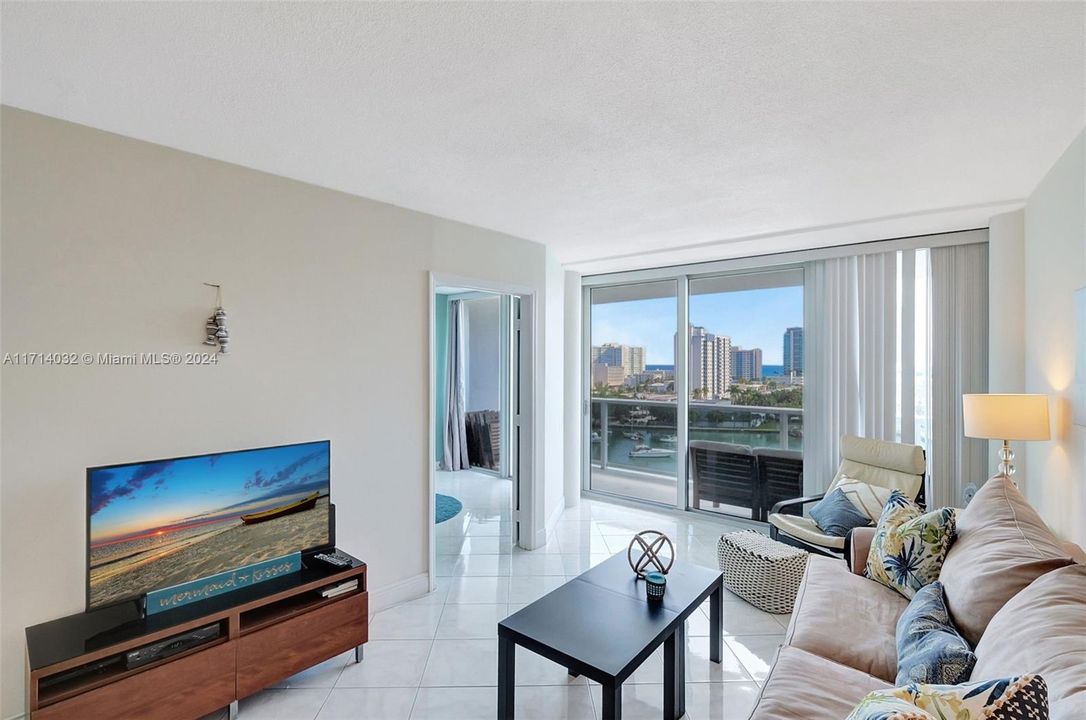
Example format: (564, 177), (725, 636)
(436, 493), (463, 524)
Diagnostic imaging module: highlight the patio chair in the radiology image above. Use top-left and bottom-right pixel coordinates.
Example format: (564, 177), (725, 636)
(688, 441), (759, 520)
(753, 448), (804, 522)
(768, 435), (926, 556)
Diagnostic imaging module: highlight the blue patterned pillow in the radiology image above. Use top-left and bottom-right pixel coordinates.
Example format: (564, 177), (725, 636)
(810, 488), (874, 536)
(896, 582), (976, 685)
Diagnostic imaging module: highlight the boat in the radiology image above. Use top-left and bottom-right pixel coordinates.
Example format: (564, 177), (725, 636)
(658, 434), (678, 443)
(240, 491), (320, 524)
(623, 431), (644, 441)
(629, 445), (676, 458)
(591, 431), (602, 443)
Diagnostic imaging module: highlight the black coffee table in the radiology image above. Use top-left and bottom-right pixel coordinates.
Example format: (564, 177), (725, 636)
(497, 553), (723, 720)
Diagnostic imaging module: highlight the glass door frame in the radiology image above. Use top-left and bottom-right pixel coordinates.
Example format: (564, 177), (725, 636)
(581, 278), (687, 510)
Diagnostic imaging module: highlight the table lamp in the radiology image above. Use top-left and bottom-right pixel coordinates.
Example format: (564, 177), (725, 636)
(962, 394), (1050, 484)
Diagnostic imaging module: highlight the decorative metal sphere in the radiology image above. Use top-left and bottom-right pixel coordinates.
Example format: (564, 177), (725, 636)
(627, 530), (675, 579)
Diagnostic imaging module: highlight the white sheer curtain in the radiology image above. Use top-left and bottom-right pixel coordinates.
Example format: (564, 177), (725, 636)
(803, 252), (898, 495)
(929, 243), (989, 507)
(443, 299), (470, 470)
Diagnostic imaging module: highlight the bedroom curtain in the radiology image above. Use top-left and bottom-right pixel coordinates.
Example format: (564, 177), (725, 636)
(803, 251), (898, 495)
(929, 242), (989, 507)
(443, 299), (470, 470)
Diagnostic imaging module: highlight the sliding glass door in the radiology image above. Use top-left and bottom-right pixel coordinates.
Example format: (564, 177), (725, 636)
(687, 270), (804, 519)
(583, 268), (805, 519)
(587, 281), (678, 505)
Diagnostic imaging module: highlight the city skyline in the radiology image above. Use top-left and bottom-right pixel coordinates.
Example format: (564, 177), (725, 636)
(591, 285), (803, 365)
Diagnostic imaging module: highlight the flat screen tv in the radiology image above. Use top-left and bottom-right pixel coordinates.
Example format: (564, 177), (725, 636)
(86, 440), (331, 611)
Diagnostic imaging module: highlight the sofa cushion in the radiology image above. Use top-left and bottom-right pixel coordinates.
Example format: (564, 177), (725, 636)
(972, 563), (1086, 720)
(810, 488), (874, 537)
(940, 476), (1074, 647)
(786, 555), (907, 682)
(895, 582), (976, 685)
(750, 646), (891, 720)
(865, 491), (956, 600)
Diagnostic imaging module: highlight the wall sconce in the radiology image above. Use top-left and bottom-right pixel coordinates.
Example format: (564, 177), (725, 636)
(203, 283), (230, 354)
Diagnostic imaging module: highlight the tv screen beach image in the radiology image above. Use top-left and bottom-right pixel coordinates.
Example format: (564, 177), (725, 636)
(88, 441), (330, 609)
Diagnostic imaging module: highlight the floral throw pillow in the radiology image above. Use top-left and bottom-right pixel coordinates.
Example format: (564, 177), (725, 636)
(847, 674), (1049, 720)
(864, 491), (956, 599)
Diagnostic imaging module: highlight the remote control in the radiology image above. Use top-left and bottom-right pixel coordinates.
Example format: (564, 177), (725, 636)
(312, 551), (352, 568)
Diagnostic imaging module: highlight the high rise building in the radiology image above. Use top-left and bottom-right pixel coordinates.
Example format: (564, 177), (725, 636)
(590, 345), (601, 365)
(689, 326), (732, 399)
(591, 362), (625, 387)
(596, 343), (646, 378)
(783, 327), (804, 378)
(730, 347), (763, 381)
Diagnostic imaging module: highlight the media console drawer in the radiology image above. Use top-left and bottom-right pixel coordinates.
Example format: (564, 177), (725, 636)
(33, 641), (235, 720)
(237, 591), (368, 697)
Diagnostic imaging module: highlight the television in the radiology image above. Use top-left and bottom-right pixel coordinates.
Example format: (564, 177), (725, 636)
(86, 440), (331, 611)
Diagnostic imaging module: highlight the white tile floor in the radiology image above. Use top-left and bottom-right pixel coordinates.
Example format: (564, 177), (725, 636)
(221, 470), (785, 719)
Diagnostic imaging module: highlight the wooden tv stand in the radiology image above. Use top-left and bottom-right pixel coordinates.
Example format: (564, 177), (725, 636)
(25, 551), (367, 720)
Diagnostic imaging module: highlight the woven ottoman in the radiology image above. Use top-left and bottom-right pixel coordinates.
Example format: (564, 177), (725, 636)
(717, 530), (808, 614)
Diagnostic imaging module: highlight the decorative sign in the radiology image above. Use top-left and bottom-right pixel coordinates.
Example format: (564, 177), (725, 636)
(145, 551), (301, 615)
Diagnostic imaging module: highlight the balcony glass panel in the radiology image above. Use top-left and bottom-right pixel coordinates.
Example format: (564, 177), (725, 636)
(687, 271), (804, 518)
(589, 281), (677, 505)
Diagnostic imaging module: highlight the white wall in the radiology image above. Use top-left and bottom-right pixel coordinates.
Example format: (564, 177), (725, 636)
(0, 107), (558, 718)
(464, 296), (501, 413)
(542, 253), (566, 531)
(563, 271), (582, 507)
(1022, 129), (1086, 547)
(987, 210), (1027, 476)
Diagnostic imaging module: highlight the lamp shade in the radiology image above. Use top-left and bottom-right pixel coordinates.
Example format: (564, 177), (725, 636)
(962, 394), (1051, 441)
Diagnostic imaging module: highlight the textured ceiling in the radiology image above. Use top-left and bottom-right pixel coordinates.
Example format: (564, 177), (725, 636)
(3, 2), (1083, 270)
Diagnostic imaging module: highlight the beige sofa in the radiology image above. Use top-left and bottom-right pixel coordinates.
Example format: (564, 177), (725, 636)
(749, 476), (1086, 719)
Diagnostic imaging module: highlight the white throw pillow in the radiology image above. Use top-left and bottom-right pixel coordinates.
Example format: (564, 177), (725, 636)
(834, 477), (892, 522)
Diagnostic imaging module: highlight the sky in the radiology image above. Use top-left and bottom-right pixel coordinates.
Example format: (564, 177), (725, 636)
(591, 285), (802, 365)
(89, 441), (330, 545)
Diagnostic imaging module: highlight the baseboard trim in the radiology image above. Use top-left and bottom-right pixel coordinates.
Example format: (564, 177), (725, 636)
(368, 572), (430, 613)
(547, 496), (565, 533)
(5, 712), (25, 720)
(530, 496), (566, 548)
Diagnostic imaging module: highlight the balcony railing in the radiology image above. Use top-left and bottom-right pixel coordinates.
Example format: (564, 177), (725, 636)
(590, 396), (803, 476)
(589, 396), (804, 517)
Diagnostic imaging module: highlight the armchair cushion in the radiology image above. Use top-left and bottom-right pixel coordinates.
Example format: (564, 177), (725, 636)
(769, 513), (847, 550)
(831, 436), (926, 501)
(810, 488), (874, 537)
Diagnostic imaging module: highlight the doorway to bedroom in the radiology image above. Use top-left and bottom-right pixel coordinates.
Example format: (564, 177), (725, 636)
(432, 285), (522, 581)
